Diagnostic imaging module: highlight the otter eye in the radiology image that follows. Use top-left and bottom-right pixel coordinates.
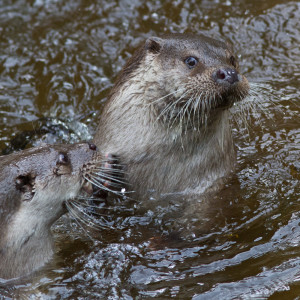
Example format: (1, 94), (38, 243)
(57, 153), (69, 165)
(185, 57), (198, 69)
(229, 55), (237, 68)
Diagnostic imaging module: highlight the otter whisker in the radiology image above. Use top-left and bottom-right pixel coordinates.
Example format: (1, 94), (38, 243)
(88, 170), (126, 183)
(70, 199), (112, 217)
(213, 91), (218, 109)
(230, 93), (268, 137)
(156, 97), (181, 124)
(74, 198), (135, 211)
(83, 176), (120, 194)
(193, 91), (204, 131)
(91, 166), (126, 176)
(92, 164), (125, 170)
(249, 82), (284, 112)
(157, 88), (190, 125)
(91, 162), (125, 168)
(85, 175), (133, 198)
(190, 93), (197, 129)
(183, 97), (193, 131)
(232, 81), (284, 131)
(184, 84), (197, 119)
(231, 102), (251, 134)
(77, 195), (103, 201)
(67, 200), (113, 230)
(68, 207), (110, 231)
(190, 93), (198, 130)
(87, 172), (127, 187)
(148, 87), (187, 106)
(246, 96), (267, 117)
(202, 91), (209, 126)
(65, 201), (96, 240)
(183, 95), (196, 131)
(166, 89), (192, 130)
(75, 199), (134, 212)
(164, 100), (185, 130)
(179, 97), (192, 133)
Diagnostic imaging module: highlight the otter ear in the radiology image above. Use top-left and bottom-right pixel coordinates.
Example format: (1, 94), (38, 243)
(145, 37), (163, 54)
(15, 174), (35, 202)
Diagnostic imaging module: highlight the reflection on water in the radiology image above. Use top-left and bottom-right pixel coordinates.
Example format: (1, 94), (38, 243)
(0, 0), (299, 298)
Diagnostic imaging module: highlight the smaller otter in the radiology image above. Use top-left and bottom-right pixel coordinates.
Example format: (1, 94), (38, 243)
(0, 142), (119, 280)
(93, 33), (250, 199)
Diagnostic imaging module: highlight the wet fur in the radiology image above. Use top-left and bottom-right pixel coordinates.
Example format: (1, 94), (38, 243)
(0, 143), (100, 279)
(93, 33), (249, 199)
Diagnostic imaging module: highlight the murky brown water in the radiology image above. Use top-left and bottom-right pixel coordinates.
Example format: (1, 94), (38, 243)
(0, 0), (299, 298)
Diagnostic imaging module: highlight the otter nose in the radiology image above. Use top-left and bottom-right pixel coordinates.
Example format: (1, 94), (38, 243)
(214, 68), (239, 85)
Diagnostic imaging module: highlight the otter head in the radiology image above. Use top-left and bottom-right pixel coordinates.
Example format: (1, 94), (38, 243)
(0, 142), (102, 279)
(114, 33), (249, 130)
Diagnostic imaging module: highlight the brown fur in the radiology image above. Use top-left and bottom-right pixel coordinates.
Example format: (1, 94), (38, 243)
(0, 143), (100, 279)
(94, 33), (249, 199)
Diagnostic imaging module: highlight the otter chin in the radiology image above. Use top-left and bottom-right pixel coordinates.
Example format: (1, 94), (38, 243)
(93, 33), (249, 199)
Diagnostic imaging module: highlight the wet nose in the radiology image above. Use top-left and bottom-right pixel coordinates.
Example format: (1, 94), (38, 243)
(214, 68), (239, 85)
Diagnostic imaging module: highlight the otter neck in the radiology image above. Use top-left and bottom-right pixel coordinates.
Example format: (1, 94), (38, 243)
(130, 109), (235, 197)
(0, 189), (68, 279)
(0, 223), (54, 279)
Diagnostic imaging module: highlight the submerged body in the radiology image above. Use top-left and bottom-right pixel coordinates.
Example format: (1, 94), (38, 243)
(0, 142), (109, 279)
(93, 33), (249, 199)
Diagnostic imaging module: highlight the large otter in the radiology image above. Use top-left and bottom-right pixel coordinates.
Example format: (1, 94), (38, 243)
(93, 33), (249, 198)
(0, 142), (118, 279)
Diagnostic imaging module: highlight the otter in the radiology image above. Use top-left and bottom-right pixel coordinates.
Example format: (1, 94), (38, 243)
(0, 142), (119, 280)
(93, 33), (249, 199)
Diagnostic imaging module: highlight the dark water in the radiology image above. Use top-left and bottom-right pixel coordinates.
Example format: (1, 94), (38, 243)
(0, 0), (299, 298)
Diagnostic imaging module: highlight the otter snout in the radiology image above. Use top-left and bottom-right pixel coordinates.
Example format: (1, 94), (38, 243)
(213, 67), (239, 85)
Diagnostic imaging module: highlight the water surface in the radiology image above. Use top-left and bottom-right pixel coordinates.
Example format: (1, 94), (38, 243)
(0, 0), (299, 298)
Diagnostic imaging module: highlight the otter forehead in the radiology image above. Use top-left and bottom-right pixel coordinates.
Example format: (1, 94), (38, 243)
(8, 143), (95, 174)
(150, 34), (234, 67)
